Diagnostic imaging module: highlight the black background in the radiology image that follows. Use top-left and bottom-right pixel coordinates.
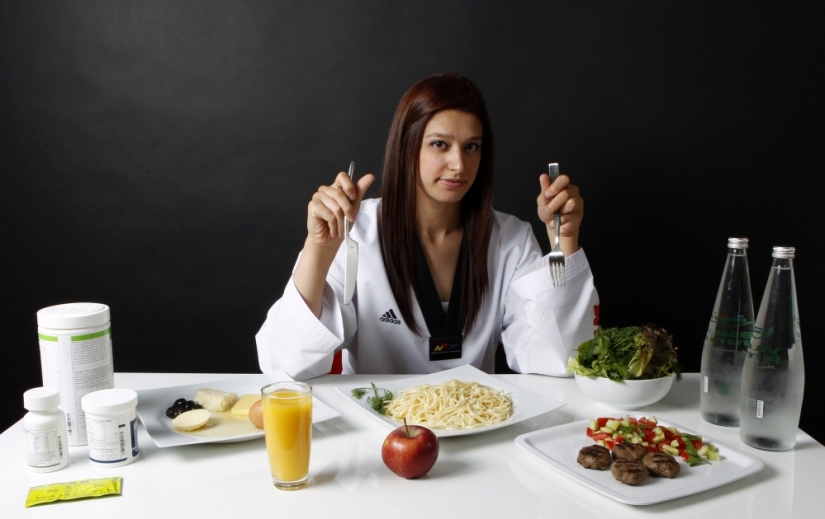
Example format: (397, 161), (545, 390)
(2, 1), (821, 445)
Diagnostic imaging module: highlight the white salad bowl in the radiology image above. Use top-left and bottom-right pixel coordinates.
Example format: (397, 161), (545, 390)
(574, 373), (674, 410)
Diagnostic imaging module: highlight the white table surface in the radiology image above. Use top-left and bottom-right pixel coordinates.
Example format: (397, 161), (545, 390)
(1, 372), (821, 518)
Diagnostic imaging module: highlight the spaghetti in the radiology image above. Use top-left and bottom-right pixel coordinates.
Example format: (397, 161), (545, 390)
(384, 379), (512, 429)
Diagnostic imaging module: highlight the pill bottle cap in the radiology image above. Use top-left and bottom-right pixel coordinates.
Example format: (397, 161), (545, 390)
(37, 303), (110, 329)
(24, 387), (61, 411)
(82, 389), (138, 415)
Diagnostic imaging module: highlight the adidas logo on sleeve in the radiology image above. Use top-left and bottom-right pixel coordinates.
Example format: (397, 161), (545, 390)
(379, 309), (401, 325)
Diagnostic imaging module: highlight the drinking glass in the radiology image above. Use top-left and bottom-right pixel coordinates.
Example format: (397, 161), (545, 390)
(261, 381), (312, 490)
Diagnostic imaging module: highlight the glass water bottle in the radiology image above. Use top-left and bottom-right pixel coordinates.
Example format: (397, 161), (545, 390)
(739, 246), (805, 451)
(700, 237), (754, 426)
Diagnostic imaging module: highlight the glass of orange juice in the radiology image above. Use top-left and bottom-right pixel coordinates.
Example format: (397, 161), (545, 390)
(261, 381), (312, 490)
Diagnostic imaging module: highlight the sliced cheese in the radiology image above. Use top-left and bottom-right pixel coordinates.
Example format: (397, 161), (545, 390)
(172, 409), (210, 431)
(231, 394), (261, 419)
(194, 388), (238, 412)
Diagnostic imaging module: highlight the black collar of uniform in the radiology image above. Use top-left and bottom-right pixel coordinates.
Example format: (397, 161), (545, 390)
(413, 234), (464, 337)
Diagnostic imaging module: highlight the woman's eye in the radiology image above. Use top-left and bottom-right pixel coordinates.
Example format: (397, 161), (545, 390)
(431, 140), (447, 149)
(465, 142), (481, 152)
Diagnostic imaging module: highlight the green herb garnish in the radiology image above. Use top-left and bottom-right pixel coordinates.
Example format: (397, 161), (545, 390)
(681, 435), (710, 467)
(351, 382), (393, 415)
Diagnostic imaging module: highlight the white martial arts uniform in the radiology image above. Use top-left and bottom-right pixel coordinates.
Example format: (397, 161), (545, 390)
(256, 198), (599, 380)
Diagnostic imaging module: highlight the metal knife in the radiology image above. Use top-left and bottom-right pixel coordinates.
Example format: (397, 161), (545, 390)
(343, 161), (358, 305)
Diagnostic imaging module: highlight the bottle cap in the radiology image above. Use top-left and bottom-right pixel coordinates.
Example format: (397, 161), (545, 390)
(24, 387), (61, 411)
(772, 246), (795, 258)
(37, 303), (110, 329)
(81, 389), (138, 415)
(727, 237), (749, 249)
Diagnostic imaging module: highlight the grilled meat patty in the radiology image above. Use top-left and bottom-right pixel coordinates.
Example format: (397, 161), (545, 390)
(577, 445), (612, 470)
(642, 451), (681, 478)
(611, 442), (647, 462)
(611, 459), (648, 486)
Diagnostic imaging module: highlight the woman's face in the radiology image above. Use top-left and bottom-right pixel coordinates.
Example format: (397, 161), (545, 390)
(416, 109), (483, 208)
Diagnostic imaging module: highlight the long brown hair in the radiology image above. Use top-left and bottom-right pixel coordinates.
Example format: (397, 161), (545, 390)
(379, 73), (495, 336)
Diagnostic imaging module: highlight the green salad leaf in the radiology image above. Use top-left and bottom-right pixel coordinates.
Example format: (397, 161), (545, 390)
(567, 323), (683, 382)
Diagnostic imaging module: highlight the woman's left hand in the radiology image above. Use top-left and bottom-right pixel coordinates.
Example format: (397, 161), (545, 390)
(536, 173), (583, 256)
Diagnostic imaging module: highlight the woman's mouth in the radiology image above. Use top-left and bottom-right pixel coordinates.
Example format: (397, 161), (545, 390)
(439, 178), (466, 189)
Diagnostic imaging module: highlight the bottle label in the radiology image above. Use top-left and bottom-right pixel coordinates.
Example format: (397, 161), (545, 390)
(708, 313), (754, 348)
(744, 396), (765, 419)
(24, 426), (64, 468)
(748, 326), (782, 365)
(86, 416), (127, 463)
(38, 328), (114, 446)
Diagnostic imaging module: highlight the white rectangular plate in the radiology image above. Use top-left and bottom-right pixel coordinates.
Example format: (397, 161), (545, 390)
(335, 364), (565, 437)
(135, 372), (340, 448)
(515, 416), (764, 505)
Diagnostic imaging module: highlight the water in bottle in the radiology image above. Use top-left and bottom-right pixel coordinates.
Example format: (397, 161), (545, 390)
(740, 246), (805, 451)
(700, 238), (754, 426)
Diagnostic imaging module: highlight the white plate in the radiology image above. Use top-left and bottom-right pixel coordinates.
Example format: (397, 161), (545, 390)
(135, 372), (340, 448)
(335, 364), (566, 437)
(514, 416), (764, 505)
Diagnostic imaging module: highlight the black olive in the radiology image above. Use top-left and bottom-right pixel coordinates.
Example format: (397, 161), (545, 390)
(174, 398), (187, 407)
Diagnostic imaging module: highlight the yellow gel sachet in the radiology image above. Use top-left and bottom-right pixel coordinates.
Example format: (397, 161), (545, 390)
(25, 476), (122, 508)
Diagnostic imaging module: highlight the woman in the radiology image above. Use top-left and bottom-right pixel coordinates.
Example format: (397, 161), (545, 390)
(256, 73), (599, 379)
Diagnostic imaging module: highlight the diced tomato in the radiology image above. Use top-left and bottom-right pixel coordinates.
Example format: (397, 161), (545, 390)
(604, 440), (615, 450)
(639, 418), (657, 428)
(591, 433), (611, 441)
(586, 428), (594, 437)
(692, 439), (703, 450)
(646, 445), (659, 451)
(597, 417), (613, 427)
(613, 435), (625, 445)
(627, 417), (638, 425)
(681, 450), (691, 461)
(642, 428), (656, 442)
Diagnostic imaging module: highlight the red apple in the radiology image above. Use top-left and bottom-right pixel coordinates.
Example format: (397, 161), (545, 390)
(381, 421), (439, 479)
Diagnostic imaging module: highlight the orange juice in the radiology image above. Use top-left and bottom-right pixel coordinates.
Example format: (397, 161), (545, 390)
(262, 384), (312, 489)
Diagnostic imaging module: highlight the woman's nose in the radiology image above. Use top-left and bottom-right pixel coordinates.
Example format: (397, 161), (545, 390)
(448, 149), (464, 172)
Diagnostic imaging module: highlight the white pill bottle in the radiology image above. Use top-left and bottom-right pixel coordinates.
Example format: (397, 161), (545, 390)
(23, 387), (70, 473)
(81, 388), (140, 467)
(37, 302), (115, 446)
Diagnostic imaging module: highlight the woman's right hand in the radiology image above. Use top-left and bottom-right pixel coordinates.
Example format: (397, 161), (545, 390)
(306, 170), (375, 250)
(295, 170), (375, 317)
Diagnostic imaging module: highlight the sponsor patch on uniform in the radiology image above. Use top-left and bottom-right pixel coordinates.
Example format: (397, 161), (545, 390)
(429, 335), (462, 361)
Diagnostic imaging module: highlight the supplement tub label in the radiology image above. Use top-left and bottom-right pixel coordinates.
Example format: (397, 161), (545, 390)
(38, 328), (114, 446)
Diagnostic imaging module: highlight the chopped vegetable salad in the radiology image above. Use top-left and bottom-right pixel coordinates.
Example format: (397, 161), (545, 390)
(587, 416), (720, 467)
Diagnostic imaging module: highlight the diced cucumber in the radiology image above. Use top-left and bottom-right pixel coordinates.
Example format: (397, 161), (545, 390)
(697, 445), (709, 456)
(670, 439), (680, 448)
(661, 444), (679, 456)
(652, 427), (665, 444)
(589, 419), (598, 431)
(605, 419), (621, 431)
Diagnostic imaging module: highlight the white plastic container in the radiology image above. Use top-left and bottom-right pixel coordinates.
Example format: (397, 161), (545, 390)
(23, 387), (70, 473)
(37, 302), (115, 446)
(81, 389), (139, 467)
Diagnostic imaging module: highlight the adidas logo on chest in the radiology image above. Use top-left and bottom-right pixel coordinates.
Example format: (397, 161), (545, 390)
(380, 309), (401, 325)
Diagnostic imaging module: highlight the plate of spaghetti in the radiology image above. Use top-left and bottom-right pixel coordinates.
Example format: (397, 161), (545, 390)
(335, 364), (566, 437)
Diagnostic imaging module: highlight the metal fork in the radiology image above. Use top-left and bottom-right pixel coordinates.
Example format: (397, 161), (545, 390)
(547, 163), (565, 287)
